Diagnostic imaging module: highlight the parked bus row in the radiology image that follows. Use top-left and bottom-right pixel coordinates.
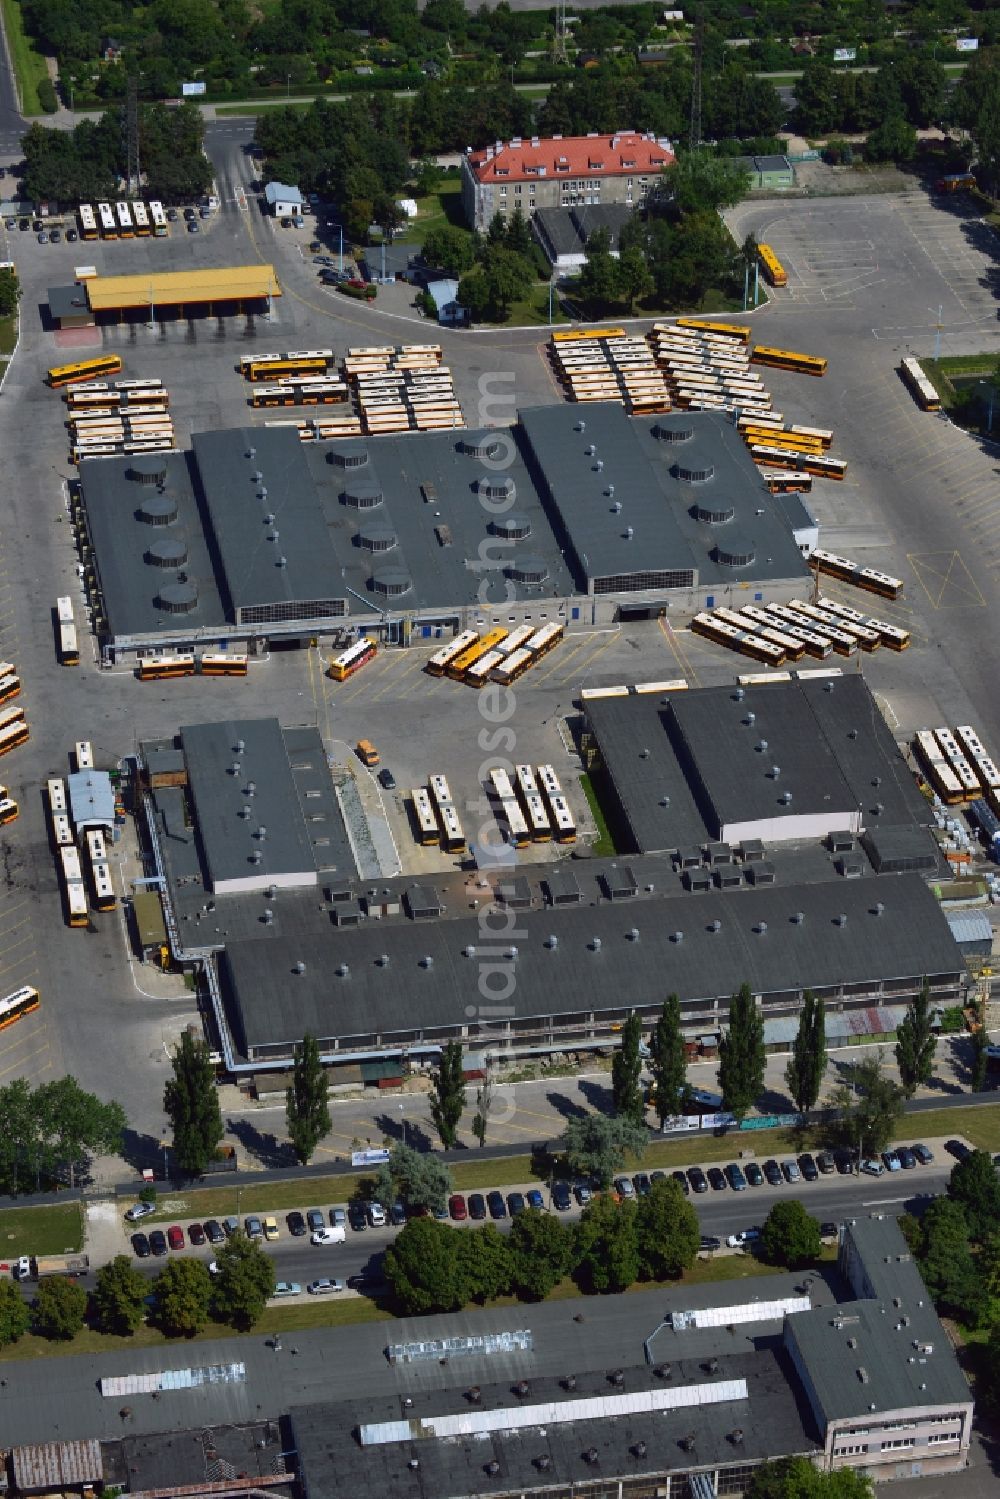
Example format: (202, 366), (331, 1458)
(955, 725), (1000, 792)
(747, 443), (846, 480)
(423, 773), (465, 854)
(426, 622), (564, 685)
(79, 201), (169, 240)
(914, 729), (972, 806)
(136, 654), (249, 681)
(238, 350), (336, 383)
(808, 549), (903, 599)
(249, 379), (349, 409)
(486, 764), (577, 847)
(899, 357), (941, 412)
(0, 700), (29, 761)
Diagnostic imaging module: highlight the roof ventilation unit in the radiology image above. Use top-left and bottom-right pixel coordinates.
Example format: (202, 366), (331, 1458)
(709, 919), (721, 933)
(378, 954), (390, 967)
(546, 934), (558, 949)
(627, 928), (640, 941)
(420, 955), (434, 968)
(756, 921), (768, 935)
(779, 791), (792, 804)
(836, 913), (848, 926)
(792, 911), (805, 924)
(671, 931), (683, 943)
(336, 963), (349, 978)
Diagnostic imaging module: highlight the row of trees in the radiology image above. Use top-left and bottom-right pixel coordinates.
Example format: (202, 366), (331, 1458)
(385, 1176), (700, 1313)
(0, 1230), (276, 1349)
(0, 1074), (125, 1196)
(21, 103), (212, 206)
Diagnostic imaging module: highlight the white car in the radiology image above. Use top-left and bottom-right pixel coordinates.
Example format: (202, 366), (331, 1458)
(726, 1228), (761, 1249)
(368, 1202), (387, 1228)
(125, 1201), (156, 1222)
(272, 1281), (301, 1298)
(311, 1226), (346, 1245)
(861, 1158), (885, 1177)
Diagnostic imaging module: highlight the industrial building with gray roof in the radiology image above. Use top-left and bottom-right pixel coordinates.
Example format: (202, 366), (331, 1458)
(77, 403), (813, 661)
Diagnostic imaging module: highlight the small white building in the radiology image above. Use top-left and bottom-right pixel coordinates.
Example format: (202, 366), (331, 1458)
(264, 181), (303, 218)
(425, 278), (467, 326)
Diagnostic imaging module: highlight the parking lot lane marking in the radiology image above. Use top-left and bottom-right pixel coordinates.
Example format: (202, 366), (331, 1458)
(528, 632), (602, 686)
(367, 652), (434, 702)
(661, 617), (700, 686)
(0, 1038), (50, 1080)
(564, 631), (622, 686)
(907, 550), (987, 610)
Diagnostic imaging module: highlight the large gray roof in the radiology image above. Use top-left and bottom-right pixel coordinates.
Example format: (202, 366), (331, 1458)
(519, 404), (811, 590)
(786, 1216), (971, 1424)
(221, 871), (961, 1055)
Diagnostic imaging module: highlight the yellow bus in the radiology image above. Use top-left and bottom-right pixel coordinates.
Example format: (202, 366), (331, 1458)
(245, 354), (333, 382)
(757, 243), (787, 287)
(426, 629), (480, 677)
(51, 813), (73, 848)
(65, 879), (89, 928)
(200, 653), (249, 677)
(466, 648), (508, 687)
(74, 740), (94, 770)
(498, 797), (531, 848)
(676, 318), (751, 345)
(328, 637), (377, 682)
(808, 549), (902, 599)
(741, 428), (825, 454)
(437, 801), (466, 854)
(47, 776), (67, 816)
(59, 622), (79, 666)
(548, 794), (577, 844)
(446, 628), (508, 681)
(552, 327), (626, 343)
(748, 445), (846, 480)
(149, 200), (168, 236)
(132, 201), (150, 236)
(523, 791), (552, 842)
(0, 673), (20, 704)
(0, 796), (17, 827)
(115, 201), (134, 237)
(0, 986), (39, 1032)
(524, 621), (563, 658)
(48, 355), (124, 389)
(78, 204), (98, 240)
(410, 787), (439, 845)
(97, 202), (117, 237)
(137, 655), (196, 681)
(899, 356), (941, 412)
(750, 345), (828, 377)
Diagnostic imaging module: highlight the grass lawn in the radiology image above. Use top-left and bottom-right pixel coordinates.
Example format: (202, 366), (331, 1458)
(0, 1202), (84, 1258)
(496, 284), (568, 327)
(578, 772), (615, 856)
(0, 0), (50, 116)
(141, 1174), (368, 1222)
(397, 177), (466, 243)
(0, 314), (17, 357)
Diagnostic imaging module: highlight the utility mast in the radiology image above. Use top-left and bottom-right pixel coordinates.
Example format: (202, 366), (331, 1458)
(125, 71), (140, 197)
(553, 0), (568, 65)
(689, 13), (703, 148)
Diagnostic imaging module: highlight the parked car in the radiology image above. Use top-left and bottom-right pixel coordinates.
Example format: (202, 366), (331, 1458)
(798, 1154), (819, 1182)
(287, 1211), (307, 1237)
(574, 1183), (592, 1206)
(389, 1201), (407, 1226)
(263, 1216), (279, 1240)
(3, 217), (14, 229)
(66, 227), (77, 242)
(272, 1281), (301, 1297)
(167, 1224), (185, 1250)
(726, 1227), (761, 1248)
(167, 208), (179, 221)
(632, 1173), (652, 1197)
(745, 1162), (764, 1187)
(820, 1222), (839, 1240)
(726, 1163), (748, 1191)
(614, 1176), (636, 1199)
(348, 1201), (368, 1232)
(487, 1190), (507, 1220)
(308, 1278), (344, 1295)
(199, 204), (211, 218)
(449, 1194), (467, 1221)
(368, 1201), (387, 1228)
(183, 207), (196, 220)
(378, 767), (397, 790)
(699, 1235), (722, 1252)
(187, 221), (200, 233)
(670, 1170), (690, 1195)
(707, 1167), (727, 1191)
(330, 1206), (347, 1229)
(881, 1150), (902, 1173)
(311, 1226), (346, 1245)
(36, 231), (47, 243)
(912, 1143), (934, 1165)
(17, 219), (28, 231)
(204, 1219), (225, 1244)
(507, 1192), (526, 1217)
(861, 1158), (885, 1176)
(816, 1151), (836, 1175)
(306, 1209), (325, 1233)
(187, 1222), (206, 1245)
(687, 1166), (709, 1194)
(222, 1217), (239, 1236)
(782, 1160), (801, 1183)
(131, 1232), (151, 1257)
(125, 1201), (155, 1223)
(50, 229), (61, 242)
(149, 1230), (168, 1255)
(469, 1192), (488, 1219)
(650, 1170), (667, 1187)
(244, 1216), (263, 1239)
(763, 1159), (783, 1185)
(897, 1147), (917, 1170)
(835, 1150), (855, 1175)
(526, 1188), (545, 1211)
(550, 1182), (571, 1211)
(945, 1139), (972, 1162)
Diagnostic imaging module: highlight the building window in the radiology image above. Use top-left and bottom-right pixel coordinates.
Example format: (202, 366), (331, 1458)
(835, 1443), (868, 1456)
(927, 1432), (961, 1445)
(880, 1438), (914, 1451)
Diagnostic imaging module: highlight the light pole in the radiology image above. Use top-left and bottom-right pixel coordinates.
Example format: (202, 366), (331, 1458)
(160, 1139), (169, 1181)
(930, 303), (944, 362)
(399, 1102), (407, 1147)
(980, 378), (995, 434)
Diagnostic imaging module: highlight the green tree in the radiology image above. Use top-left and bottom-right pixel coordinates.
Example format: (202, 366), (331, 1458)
(374, 1143), (452, 1214)
(747, 1458), (875, 1498)
(976, 1231), (1000, 1328)
(947, 1148), (1000, 1243)
(894, 983), (936, 1097)
(210, 1231), (276, 1329)
(373, 194), (406, 242)
(0, 1278), (31, 1347)
(505, 205), (532, 256)
(461, 1223), (514, 1303)
(343, 197), (374, 243)
(421, 224), (476, 278)
(33, 1275), (87, 1340)
(611, 1012), (645, 1125)
(794, 59), (840, 134)
(429, 1040), (466, 1148)
(558, 1113), (646, 1188)
(155, 1258), (213, 1337)
(34, 1076), (128, 1186)
(478, 245), (532, 319)
(760, 1200), (822, 1269)
(971, 1024), (989, 1093)
(660, 151), (750, 214)
(649, 993), (687, 1127)
(865, 114), (917, 164)
(636, 1177), (699, 1280)
(92, 1255), (148, 1336)
(917, 1197), (978, 1317)
(412, 157), (440, 196)
(785, 991), (827, 1113)
(575, 1195), (639, 1293)
(471, 1070), (493, 1149)
(285, 1033), (330, 1165)
(0, 267), (20, 318)
(718, 982), (765, 1120)
(578, 226), (620, 314)
(825, 1055), (903, 1159)
(163, 1031), (224, 1178)
(985, 1315), (1000, 1412)
(616, 243), (653, 309)
(384, 1218), (468, 1314)
(456, 265), (489, 319)
(509, 1211), (571, 1299)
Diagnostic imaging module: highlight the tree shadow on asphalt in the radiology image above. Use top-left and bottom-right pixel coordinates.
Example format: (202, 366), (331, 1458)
(544, 1089), (588, 1123)
(227, 1118), (297, 1169)
(578, 1078), (614, 1113)
(373, 1112), (434, 1152)
(119, 1128), (163, 1177)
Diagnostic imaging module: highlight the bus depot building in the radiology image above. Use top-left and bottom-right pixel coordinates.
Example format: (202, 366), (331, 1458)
(74, 404), (814, 663)
(138, 679), (965, 1077)
(47, 264), (281, 329)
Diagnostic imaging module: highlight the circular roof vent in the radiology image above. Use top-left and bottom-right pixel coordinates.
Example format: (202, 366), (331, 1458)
(674, 453), (716, 483)
(477, 474), (515, 501)
(490, 512), (531, 541)
(506, 556), (549, 584)
(714, 534), (756, 567)
(330, 442), (369, 469)
(371, 567), (411, 598)
(128, 454), (168, 485)
(146, 536), (188, 568)
(653, 419), (693, 443)
(138, 493), (178, 526)
(694, 500), (735, 525)
(343, 480), (383, 509)
(357, 525), (397, 554)
(461, 431), (504, 460)
(157, 580), (199, 614)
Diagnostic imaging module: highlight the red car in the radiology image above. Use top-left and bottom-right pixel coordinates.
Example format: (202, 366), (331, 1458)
(187, 1222), (206, 1246)
(167, 1224), (185, 1251)
(448, 1194), (467, 1221)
